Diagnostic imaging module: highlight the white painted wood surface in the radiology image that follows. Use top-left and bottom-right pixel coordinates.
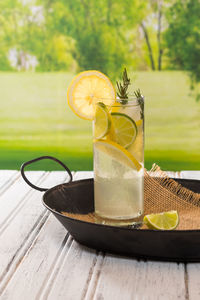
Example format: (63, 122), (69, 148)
(0, 170), (199, 300)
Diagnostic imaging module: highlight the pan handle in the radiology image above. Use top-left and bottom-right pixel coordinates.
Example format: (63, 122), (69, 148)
(20, 156), (73, 192)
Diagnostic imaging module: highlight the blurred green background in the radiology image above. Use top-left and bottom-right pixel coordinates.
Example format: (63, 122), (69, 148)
(0, 0), (200, 171)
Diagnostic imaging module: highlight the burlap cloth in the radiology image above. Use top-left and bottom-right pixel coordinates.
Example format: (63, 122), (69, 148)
(144, 164), (200, 230)
(62, 164), (200, 230)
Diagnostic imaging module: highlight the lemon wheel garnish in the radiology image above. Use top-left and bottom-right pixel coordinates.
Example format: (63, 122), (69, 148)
(94, 140), (141, 171)
(94, 102), (111, 139)
(144, 210), (179, 230)
(110, 112), (137, 148)
(67, 70), (116, 120)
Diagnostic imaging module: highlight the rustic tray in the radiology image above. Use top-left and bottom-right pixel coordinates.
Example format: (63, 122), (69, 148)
(21, 156), (200, 262)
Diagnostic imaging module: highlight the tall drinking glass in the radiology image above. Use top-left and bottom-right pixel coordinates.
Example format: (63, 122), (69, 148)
(93, 97), (144, 225)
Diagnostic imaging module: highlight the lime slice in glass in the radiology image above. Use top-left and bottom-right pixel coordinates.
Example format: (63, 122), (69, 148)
(144, 210), (179, 230)
(94, 102), (111, 139)
(111, 112), (137, 148)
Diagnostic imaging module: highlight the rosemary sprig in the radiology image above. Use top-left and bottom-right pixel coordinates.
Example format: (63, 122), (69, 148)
(116, 68), (130, 104)
(134, 88), (144, 120)
(116, 69), (144, 120)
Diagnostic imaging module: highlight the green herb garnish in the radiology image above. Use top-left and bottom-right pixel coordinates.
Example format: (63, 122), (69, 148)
(116, 68), (130, 104)
(134, 88), (144, 120)
(116, 68), (144, 120)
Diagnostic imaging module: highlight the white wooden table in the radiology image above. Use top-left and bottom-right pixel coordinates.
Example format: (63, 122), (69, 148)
(0, 170), (200, 300)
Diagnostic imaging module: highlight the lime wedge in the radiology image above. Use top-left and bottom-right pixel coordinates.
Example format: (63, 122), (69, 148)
(94, 140), (142, 171)
(94, 102), (111, 139)
(111, 112), (137, 148)
(144, 211), (179, 230)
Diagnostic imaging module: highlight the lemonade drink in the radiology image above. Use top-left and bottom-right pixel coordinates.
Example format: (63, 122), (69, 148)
(93, 99), (144, 223)
(67, 69), (144, 225)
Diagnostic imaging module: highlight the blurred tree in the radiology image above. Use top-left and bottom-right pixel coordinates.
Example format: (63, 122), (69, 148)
(0, 0), (40, 70)
(165, 0), (200, 98)
(139, 0), (171, 71)
(2, 0), (192, 76)
(0, 0), (76, 72)
(0, 0), (23, 70)
(39, 0), (146, 79)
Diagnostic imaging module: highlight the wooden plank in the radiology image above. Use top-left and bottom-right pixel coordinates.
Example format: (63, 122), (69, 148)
(73, 171), (94, 180)
(180, 171), (200, 300)
(39, 171), (99, 300)
(0, 171), (70, 296)
(0, 214), (69, 300)
(0, 170), (18, 188)
(0, 170), (72, 230)
(0, 171), (93, 300)
(186, 264), (200, 300)
(166, 171), (181, 178)
(0, 171), (45, 229)
(0, 170), (19, 194)
(180, 171), (200, 180)
(41, 241), (99, 300)
(85, 255), (186, 300)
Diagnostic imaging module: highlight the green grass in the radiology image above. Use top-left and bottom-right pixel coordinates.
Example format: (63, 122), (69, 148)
(0, 71), (200, 171)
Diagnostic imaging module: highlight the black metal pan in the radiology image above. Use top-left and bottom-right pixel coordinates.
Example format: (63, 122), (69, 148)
(21, 156), (200, 262)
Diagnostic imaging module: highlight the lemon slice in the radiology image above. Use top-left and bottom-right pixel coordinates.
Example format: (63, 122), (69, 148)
(128, 119), (144, 162)
(94, 102), (111, 139)
(110, 113), (137, 148)
(144, 211), (179, 230)
(94, 140), (141, 171)
(67, 70), (116, 120)
(136, 119), (143, 127)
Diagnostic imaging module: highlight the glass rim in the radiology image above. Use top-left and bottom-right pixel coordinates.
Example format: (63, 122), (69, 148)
(95, 95), (144, 107)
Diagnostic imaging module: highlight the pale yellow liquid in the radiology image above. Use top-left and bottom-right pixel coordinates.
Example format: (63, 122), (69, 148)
(94, 144), (144, 220)
(93, 102), (144, 223)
